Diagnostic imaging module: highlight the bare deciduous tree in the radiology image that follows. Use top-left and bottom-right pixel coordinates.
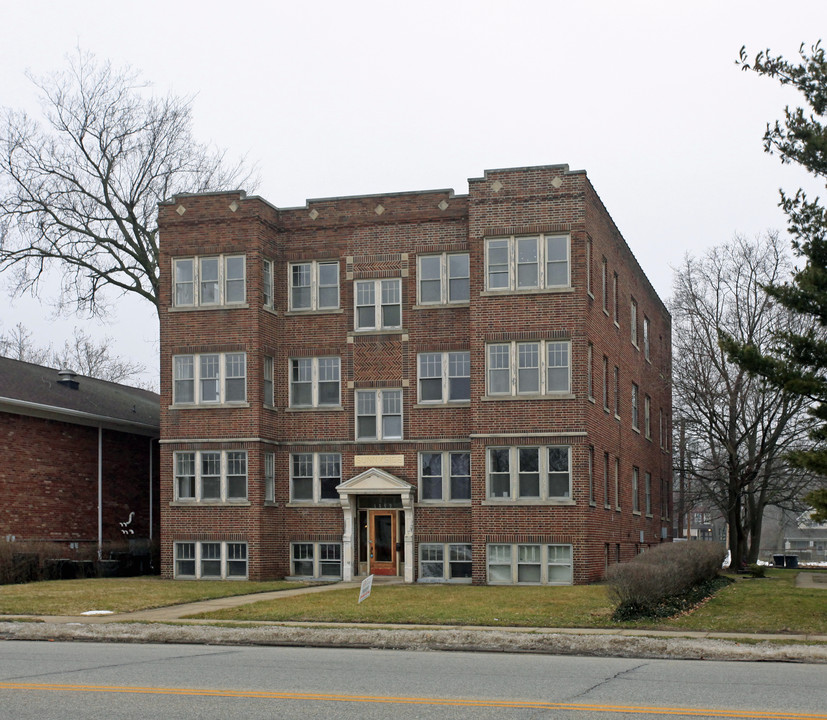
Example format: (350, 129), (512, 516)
(672, 232), (818, 567)
(0, 50), (256, 318)
(0, 322), (148, 387)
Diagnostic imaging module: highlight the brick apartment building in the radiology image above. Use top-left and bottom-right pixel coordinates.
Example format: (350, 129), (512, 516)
(0, 357), (160, 553)
(158, 164), (672, 585)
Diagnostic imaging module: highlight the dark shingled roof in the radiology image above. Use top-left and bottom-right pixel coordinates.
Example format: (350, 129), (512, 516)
(0, 356), (159, 435)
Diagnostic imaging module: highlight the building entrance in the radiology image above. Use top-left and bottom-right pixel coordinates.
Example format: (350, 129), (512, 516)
(368, 509), (397, 575)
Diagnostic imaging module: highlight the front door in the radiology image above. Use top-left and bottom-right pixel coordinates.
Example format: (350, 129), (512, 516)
(369, 510), (397, 575)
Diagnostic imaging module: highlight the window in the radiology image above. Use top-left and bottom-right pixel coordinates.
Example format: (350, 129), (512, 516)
(630, 298), (639, 346)
(290, 357), (341, 407)
(484, 234), (570, 291)
(601, 257), (608, 312)
(291, 542), (342, 578)
(290, 452), (342, 503)
(418, 451), (471, 502)
(417, 352), (470, 403)
(174, 450), (248, 502)
(486, 341), (571, 396)
(644, 394), (651, 439)
(355, 278), (401, 330)
(262, 259), (273, 308)
(661, 477), (670, 519)
(174, 541), (247, 579)
(419, 543), (472, 581)
(356, 389), (402, 440)
(643, 316), (651, 360)
(173, 255), (246, 307)
(587, 343), (594, 400)
(588, 445), (595, 504)
(418, 253), (470, 304)
(263, 356), (274, 407)
(613, 366), (620, 417)
(612, 272), (619, 324)
(614, 457), (620, 510)
(487, 543), (572, 585)
(659, 408), (665, 449)
(289, 260), (339, 311)
(603, 452), (610, 509)
(487, 446), (571, 500)
(633, 466), (640, 513)
(645, 472), (652, 516)
(264, 452), (275, 503)
(602, 356), (609, 411)
(632, 383), (640, 430)
(586, 238), (593, 295)
(173, 352), (246, 405)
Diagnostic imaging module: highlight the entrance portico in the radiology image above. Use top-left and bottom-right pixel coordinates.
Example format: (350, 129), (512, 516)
(336, 468), (415, 582)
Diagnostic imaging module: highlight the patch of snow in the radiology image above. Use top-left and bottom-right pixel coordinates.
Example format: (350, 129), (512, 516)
(80, 610), (114, 616)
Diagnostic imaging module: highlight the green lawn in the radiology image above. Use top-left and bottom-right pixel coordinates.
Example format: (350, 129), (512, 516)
(0, 577), (302, 616)
(2, 570), (825, 636)
(189, 569), (827, 635)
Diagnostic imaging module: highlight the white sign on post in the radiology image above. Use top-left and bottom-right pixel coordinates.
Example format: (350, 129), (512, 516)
(358, 574), (374, 604)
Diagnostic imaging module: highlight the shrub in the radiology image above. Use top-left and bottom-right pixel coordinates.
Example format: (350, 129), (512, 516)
(606, 541), (726, 615)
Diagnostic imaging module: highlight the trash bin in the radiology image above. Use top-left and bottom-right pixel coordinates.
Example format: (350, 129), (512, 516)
(773, 554), (785, 567)
(784, 555), (799, 569)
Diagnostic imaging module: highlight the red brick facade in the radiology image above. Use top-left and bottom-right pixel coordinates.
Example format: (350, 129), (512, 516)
(158, 164), (672, 584)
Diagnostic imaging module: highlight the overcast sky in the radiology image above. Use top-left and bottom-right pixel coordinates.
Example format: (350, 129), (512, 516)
(1, 0), (825, 388)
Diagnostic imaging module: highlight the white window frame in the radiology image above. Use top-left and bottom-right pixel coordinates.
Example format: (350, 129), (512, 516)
(417, 351), (470, 404)
(630, 298), (639, 347)
(289, 452), (342, 504)
(264, 452), (275, 503)
(486, 446), (571, 501)
(418, 542), (473, 582)
(262, 258), (274, 309)
(355, 389), (403, 440)
(632, 383), (640, 430)
(603, 451), (611, 509)
(288, 260), (340, 311)
(585, 237), (593, 296)
(633, 466), (640, 513)
(645, 471), (653, 516)
(644, 394), (651, 439)
(588, 445), (595, 504)
(418, 451), (471, 502)
(643, 315), (651, 360)
(486, 340), (571, 396)
(263, 355), (275, 407)
(174, 541), (248, 580)
(484, 234), (571, 291)
(601, 257), (608, 313)
(174, 450), (248, 502)
(172, 352), (247, 406)
(172, 255), (246, 308)
(290, 542), (342, 579)
(602, 355), (609, 411)
(289, 356), (341, 408)
(354, 278), (402, 331)
(417, 253), (470, 305)
(486, 543), (573, 585)
(587, 342), (594, 401)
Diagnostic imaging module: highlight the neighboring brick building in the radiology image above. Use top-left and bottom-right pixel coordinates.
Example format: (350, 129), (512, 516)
(0, 358), (160, 553)
(158, 164), (672, 584)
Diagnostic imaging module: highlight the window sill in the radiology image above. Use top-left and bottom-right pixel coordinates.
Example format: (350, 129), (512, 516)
(632, 426), (640, 434)
(355, 437), (404, 443)
(169, 402), (251, 410)
(169, 500), (252, 507)
(413, 401), (471, 409)
(262, 306), (279, 316)
(588, 396), (595, 404)
(587, 291), (594, 300)
(604, 504), (612, 510)
(168, 303), (250, 312)
(481, 499), (576, 506)
(263, 404), (278, 412)
(349, 328), (405, 337)
(264, 501), (279, 507)
(417, 500), (472, 507)
(481, 393), (575, 402)
(285, 502), (341, 508)
(589, 501), (597, 507)
(603, 308), (610, 317)
(285, 308), (344, 316)
(480, 286), (574, 297)
(412, 302), (470, 310)
(633, 510), (641, 516)
(285, 405), (345, 413)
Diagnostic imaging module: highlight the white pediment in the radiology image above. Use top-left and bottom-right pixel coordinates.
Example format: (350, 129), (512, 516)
(336, 467), (413, 495)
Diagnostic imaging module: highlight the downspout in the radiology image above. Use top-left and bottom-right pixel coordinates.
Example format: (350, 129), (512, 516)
(98, 426), (103, 561)
(149, 439), (154, 540)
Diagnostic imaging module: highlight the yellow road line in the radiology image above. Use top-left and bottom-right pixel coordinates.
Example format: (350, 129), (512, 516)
(0, 681), (824, 719)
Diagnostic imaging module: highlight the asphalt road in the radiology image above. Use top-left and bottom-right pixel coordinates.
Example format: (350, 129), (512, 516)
(0, 640), (825, 719)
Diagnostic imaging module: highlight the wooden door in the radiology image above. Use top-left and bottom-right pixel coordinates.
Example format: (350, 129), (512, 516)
(369, 510), (397, 575)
